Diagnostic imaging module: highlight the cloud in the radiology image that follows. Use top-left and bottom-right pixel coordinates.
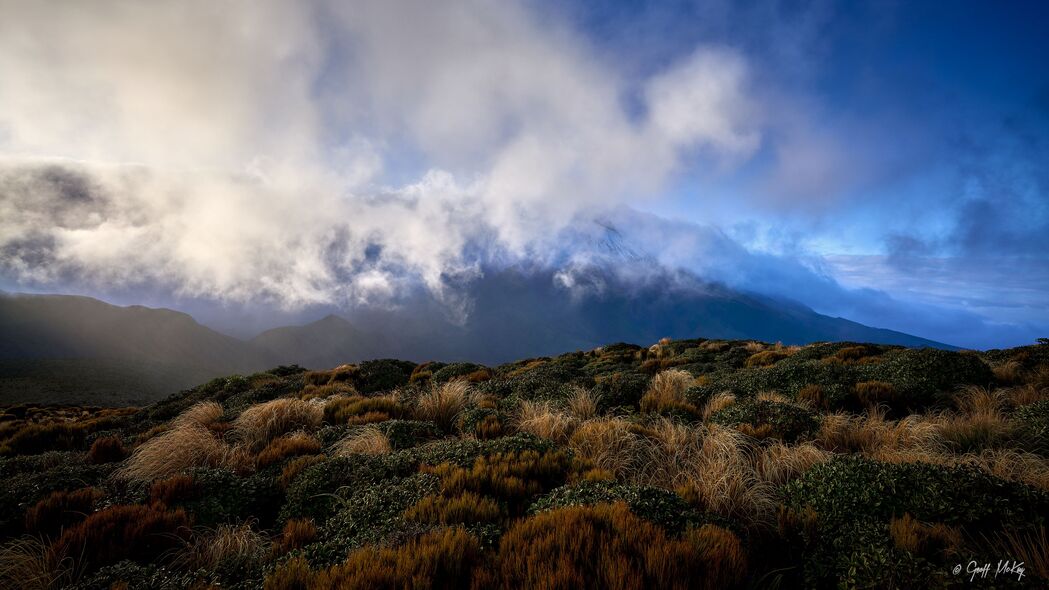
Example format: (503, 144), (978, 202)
(0, 0), (761, 309)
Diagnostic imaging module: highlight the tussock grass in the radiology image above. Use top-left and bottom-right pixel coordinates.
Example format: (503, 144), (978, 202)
(257, 432), (321, 468)
(271, 519), (318, 558)
(566, 387), (600, 421)
(569, 418), (642, 478)
(889, 513), (962, 560)
(701, 392), (736, 421)
(516, 400), (577, 443)
(640, 370), (698, 415)
(231, 398), (323, 452)
(118, 421), (238, 483)
(176, 522), (268, 572)
(0, 537), (73, 590)
(333, 426), (391, 456)
(25, 488), (102, 538)
(416, 380), (473, 431)
(755, 441), (831, 486)
(989, 526), (1049, 580)
(173, 401), (224, 428)
(404, 491), (504, 525)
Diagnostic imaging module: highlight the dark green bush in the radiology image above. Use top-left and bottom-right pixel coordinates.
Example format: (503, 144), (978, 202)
(709, 400), (820, 442)
(374, 419), (443, 450)
(175, 468), (282, 528)
(403, 434), (555, 468)
(432, 363), (489, 383)
(591, 371), (650, 410)
(354, 359), (417, 394)
(280, 454), (416, 523)
(529, 480), (707, 534)
(1014, 400), (1049, 452)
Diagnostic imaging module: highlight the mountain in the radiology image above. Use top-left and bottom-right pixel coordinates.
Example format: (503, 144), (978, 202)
(0, 293), (271, 403)
(251, 314), (379, 369)
(0, 272), (952, 404)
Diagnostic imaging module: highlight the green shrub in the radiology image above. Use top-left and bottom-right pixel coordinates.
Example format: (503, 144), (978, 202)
(376, 419), (443, 450)
(280, 454), (416, 523)
(174, 468), (283, 528)
(591, 372), (650, 410)
(530, 480), (708, 534)
(1014, 400), (1049, 452)
(709, 400), (819, 442)
(432, 363), (489, 383)
(353, 359), (417, 394)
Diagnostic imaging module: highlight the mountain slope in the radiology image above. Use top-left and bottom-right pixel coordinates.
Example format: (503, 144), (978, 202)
(251, 314), (379, 369)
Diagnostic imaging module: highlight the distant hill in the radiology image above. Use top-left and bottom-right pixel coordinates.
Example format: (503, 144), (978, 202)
(0, 276), (953, 404)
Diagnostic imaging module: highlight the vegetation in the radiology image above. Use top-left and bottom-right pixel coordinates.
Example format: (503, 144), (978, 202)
(1, 337), (1047, 588)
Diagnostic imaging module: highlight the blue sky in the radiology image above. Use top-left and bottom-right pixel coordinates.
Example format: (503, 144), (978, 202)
(0, 0), (1046, 348)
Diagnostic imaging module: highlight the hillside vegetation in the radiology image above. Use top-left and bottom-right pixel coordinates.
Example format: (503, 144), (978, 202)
(1, 338), (1048, 589)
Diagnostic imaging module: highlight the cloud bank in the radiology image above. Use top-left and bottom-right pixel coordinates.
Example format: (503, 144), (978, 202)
(0, 0), (759, 313)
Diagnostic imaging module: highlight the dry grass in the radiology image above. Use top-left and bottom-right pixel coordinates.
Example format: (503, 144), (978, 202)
(300, 382), (356, 401)
(333, 426), (391, 456)
(176, 522), (268, 572)
(87, 435), (127, 464)
(640, 370), (698, 415)
(701, 392), (736, 421)
(271, 519), (318, 558)
(989, 526), (1049, 580)
(955, 385), (1005, 419)
(425, 450), (572, 512)
(796, 384), (825, 409)
(0, 537), (73, 590)
(566, 387), (600, 421)
(853, 380), (897, 407)
(149, 474), (197, 506)
(745, 350), (791, 368)
(889, 514), (962, 560)
(256, 432), (321, 468)
(172, 401), (225, 429)
(231, 398), (323, 452)
(1007, 384), (1049, 407)
(815, 409), (941, 455)
(51, 504), (192, 573)
(117, 421), (239, 483)
(323, 394), (406, 425)
(754, 442), (831, 486)
(993, 360), (1025, 385)
(404, 491), (504, 525)
(474, 503), (746, 590)
(416, 380), (473, 431)
(755, 390), (789, 403)
(278, 454), (326, 490)
(25, 488), (102, 538)
(516, 400), (577, 444)
(568, 418), (642, 478)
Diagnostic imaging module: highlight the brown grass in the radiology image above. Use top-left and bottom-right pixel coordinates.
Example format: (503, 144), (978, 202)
(231, 398), (323, 451)
(424, 450), (572, 512)
(264, 555), (312, 590)
(754, 442), (831, 486)
(853, 380), (897, 407)
(309, 527), (481, 589)
(256, 432), (321, 468)
(0, 537), (73, 590)
(796, 384), (826, 409)
(815, 409), (941, 455)
(323, 394), (406, 424)
(745, 350), (791, 368)
(87, 435), (127, 464)
(640, 370), (698, 415)
(176, 522), (268, 572)
(300, 382), (356, 401)
(173, 401), (224, 428)
(118, 421), (239, 483)
(889, 514), (962, 560)
(148, 474), (198, 506)
(333, 426), (391, 456)
(1007, 384), (1049, 408)
(271, 519), (318, 558)
(989, 526), (1049, 580)
(51, 504), (192, 573)
(25, 488), (103, 538)
(416, 380), (473, 431)
(516, 400), (577, 444)
(993, 360), (1025, 385)
(474, 503), (746, 590)
(701, 392), (736, 421)
(568, 418), (642, 478)
(566, 387), (600, 421)
(404, 492), (504, 525)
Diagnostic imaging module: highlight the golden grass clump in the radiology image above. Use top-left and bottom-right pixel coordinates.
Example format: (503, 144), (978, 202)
(416, 380), (473, 431)
(256, 432), (322, 468)
(640, 369), (698, 415)
(755, 441), (831, 486)
(745, 349), (791, 368)
(815, 409), (940, 456)
(516, 400), (577, 444)
(425, 450), (572, 511)
(796, 384), (826, 409)
(889, 514), (962, 560)
(566, 387), (600, 421)
(149, 474), (198, 506)
(173, 401), (225, 428)
(323, 394), (406, 425)
(993, 360), (1025, 385)
(0, 537), (73, 590)
(473, 503), (746, 590)
(853, 380), (897, 407)
(272, 519), (318, 558)
(309, 527), (481, 590)
(334, 426), (392, 456)
(118, 421), (235, 483)
(176, 522), (268, 573)
(231, 398), (323, 451)
(300, 382), (356, 401)
(569, 418), (643, 478)
(404, 491), (504, 525)
(264, 555), (312, 590)
(1007, 384), (1049, 408)
(701, 391), (736, 421)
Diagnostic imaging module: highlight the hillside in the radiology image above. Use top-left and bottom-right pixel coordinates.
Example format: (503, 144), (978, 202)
(0, 338), (1046, 588)
(1, 279), (953, 405)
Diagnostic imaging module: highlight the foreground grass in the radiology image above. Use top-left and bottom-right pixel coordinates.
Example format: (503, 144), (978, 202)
(1, 339), (1048, 588)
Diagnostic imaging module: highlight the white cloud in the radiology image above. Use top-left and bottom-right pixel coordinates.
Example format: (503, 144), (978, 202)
(0, 0), (762, 308)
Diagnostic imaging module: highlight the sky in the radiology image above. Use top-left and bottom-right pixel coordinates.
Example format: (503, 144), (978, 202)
(0, 0), (1047, 349)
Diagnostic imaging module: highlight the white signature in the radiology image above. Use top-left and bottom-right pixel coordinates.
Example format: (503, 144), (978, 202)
(952, 560), (1026, 582)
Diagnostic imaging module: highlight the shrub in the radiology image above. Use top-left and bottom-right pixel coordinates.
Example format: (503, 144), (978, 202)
(530, 479), (704, 534)
(87, 435), (127, 464)
(474, 503), (746, 590)
(309, 527), (481, 589)
(149, 474), (198, 506)
(1015, 400), (1049, 452)
(375, 419), (443, 450)
(591, 372), (650, 410)
(278, 454), (326, 490)
(458, 408), (505, 440)
(24, 487), (102, 538)
(272, 518), (318, 557)
(279, 454), (415, 523)
(51, 504), (192, 573)
(432, 363), (489, 384)
(351, 359), (417, 394)
(257, 432), (321, 468)
(709, 400), (819, 442)
(404, 491), (504, 525)
(176, 468), (283, 528)
(416, 380), (473, 431)
(231, 398), (323, 451)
